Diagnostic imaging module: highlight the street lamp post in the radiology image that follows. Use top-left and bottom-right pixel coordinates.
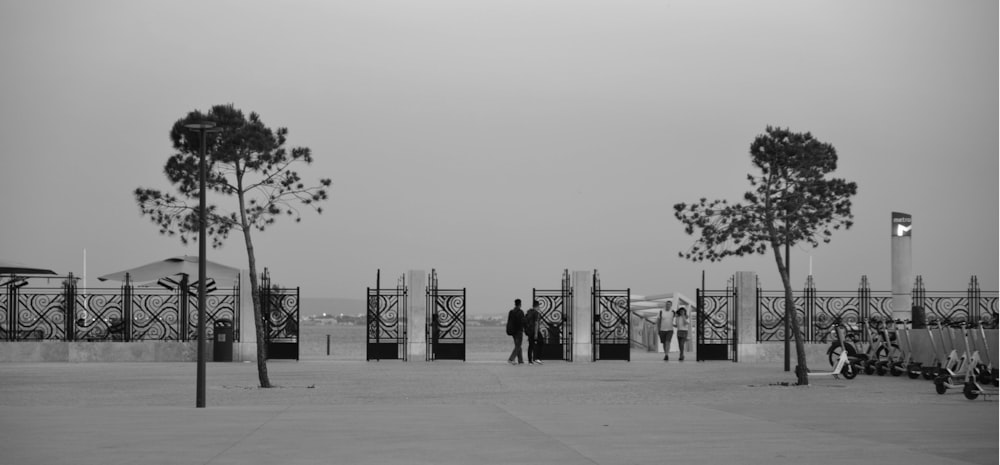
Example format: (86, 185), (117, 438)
(185, 121), (221, 408)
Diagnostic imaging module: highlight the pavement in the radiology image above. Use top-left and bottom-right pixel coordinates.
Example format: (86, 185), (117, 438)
(0, 350), (996, 465)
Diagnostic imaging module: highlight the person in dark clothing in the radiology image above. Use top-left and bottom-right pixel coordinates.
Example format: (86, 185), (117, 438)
(506, 299), (525, 365)
(524, 300), (544, 365)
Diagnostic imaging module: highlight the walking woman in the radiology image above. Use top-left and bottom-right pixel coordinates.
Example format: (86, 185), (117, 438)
(674, 306), (690, 361)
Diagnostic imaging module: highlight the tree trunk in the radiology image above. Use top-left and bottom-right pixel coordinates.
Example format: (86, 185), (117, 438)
(236, 183), (271, 388)
(770, 244), (809, 385)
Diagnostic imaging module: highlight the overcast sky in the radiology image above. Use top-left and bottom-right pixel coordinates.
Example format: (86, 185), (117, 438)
(1, 1), (996, 313)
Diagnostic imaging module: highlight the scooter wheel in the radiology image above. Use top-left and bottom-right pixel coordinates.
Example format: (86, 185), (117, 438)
(863, 361), (875, 376)
(977, 371), (993, 386)
(876, 364), (886, 376)
(841, 363), (857, 380)
(922, 363), (940, 380)
(907, 368), (920, 379)
(934, 377), (948, 395)
(890, 364), (903, 377)
(963, 381), (979, 400)
(828, 344), (843, 367)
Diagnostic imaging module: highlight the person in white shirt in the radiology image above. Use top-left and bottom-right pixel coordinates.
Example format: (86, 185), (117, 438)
(656, 301), (675, 361)
(674, 307), (690, 362)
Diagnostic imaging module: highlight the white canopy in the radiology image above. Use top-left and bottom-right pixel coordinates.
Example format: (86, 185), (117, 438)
(98, 255), (240, 284)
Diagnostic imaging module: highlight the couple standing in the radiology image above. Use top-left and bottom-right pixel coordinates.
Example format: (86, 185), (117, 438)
(506, 299), (544, 365)
(658, 300), (689, 361)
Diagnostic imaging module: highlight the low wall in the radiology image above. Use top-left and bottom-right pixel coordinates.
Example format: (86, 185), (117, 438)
(0, 341), (202, 363)
(739, 343), (830, 366)
(738, 329), (999, 367)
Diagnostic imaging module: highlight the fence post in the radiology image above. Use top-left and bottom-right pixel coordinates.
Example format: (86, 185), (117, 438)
(859, 276), (869, 343)
(261, 269), (270, 346)
(912, 275), (925, 322)
(179, 275), (189, 341)
(64, 275), (76, 342)
(968, 275), (980, 323)
(696, 287), (702, 360)
(803, 276), (815, 342)
(123, 278), (133, 342)
(4, 281), (13, 341)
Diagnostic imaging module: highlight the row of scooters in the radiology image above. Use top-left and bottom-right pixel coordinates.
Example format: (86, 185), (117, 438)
(815, 316), (997, 400)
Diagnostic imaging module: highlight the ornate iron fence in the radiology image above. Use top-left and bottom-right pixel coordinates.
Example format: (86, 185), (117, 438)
(10, 286), (69, 341)
(75, 287), (127, 341)
(697, 278), (737, 361)
(367, 271), (408, 361)
(913, 275), (997, 324)
(1, 276), (239, 342)
(756, 275), (995, 342)
(426, 269), (466, 361)
(533, 269), (574, 361)
(591, 271), (630, 361)
(260, 269), (299, 360)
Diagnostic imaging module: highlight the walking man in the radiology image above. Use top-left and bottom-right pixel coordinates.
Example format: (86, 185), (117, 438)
(525, 300), (544, 365)
(657, 300), (675, 361)
(506, 299), (525, 365)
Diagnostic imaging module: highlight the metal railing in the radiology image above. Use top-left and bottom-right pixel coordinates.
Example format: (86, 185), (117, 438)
(757, 275), (997, 343)
(1, 278), (239, 342)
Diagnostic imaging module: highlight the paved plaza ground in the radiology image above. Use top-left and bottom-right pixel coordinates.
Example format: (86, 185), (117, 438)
(0, 351), (996, 465)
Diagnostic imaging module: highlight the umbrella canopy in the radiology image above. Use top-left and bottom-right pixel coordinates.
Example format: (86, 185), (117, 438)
(0, 259), (57, 276)
(98, 256), (240, 284)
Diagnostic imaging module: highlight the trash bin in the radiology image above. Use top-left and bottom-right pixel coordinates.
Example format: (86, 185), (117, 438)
(213, 319), (233, 362)
(911, 305), (926, 329)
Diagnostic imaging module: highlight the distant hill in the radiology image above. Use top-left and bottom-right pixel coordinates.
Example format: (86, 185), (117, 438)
(301, 297), (366, 318)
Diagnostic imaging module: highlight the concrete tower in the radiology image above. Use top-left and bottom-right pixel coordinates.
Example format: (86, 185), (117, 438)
(891, 212), (912, 320)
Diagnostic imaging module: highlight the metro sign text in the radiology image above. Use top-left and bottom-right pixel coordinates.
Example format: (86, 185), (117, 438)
(891, 212), (912, 237)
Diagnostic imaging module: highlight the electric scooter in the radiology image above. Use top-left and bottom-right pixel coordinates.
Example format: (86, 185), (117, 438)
(827, 319), (859, 366)
(920, 318), (944, 380)
(806, 320), (858, 381)
(892, 320), (923, 379)
(973, 321), (997, 387)
(960, 322), (997, 400)
(936, 319), (964, 377)
(875, 318), (903, 376)
(934, 321), (978, 395)
(857, 319), (890, 375)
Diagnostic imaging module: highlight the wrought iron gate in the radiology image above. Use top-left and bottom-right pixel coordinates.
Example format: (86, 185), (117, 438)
(367, 271), (408, 361)
(426, 269), (466, 361)
(591, 271), (630, 361)
(696, 281), (737, 362)
(532, 269), (573, 361)
(260, 269), (299, 360)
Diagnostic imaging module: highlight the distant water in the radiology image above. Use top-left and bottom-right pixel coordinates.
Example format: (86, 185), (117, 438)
(299, 324), (513, 360)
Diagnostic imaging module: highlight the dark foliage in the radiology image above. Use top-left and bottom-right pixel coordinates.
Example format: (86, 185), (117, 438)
(134, 104), (332, 388)
(674, 126), (857, 384)
(135, 104), (331, 247)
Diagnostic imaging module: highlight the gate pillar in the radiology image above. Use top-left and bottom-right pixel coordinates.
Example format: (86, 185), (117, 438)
(407, 270), (427, 361)
(571, 270), (592, 362)
(735, 271), (757, 362)
(236, 269), (256, 362)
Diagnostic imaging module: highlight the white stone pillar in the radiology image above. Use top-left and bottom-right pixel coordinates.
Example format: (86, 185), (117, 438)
(235, 269), (257, 362)
(407, 270), (427, 361)
(572, 270), (593, 362)
(891, 212), (913, 321)
(734, 271), (758, 362)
